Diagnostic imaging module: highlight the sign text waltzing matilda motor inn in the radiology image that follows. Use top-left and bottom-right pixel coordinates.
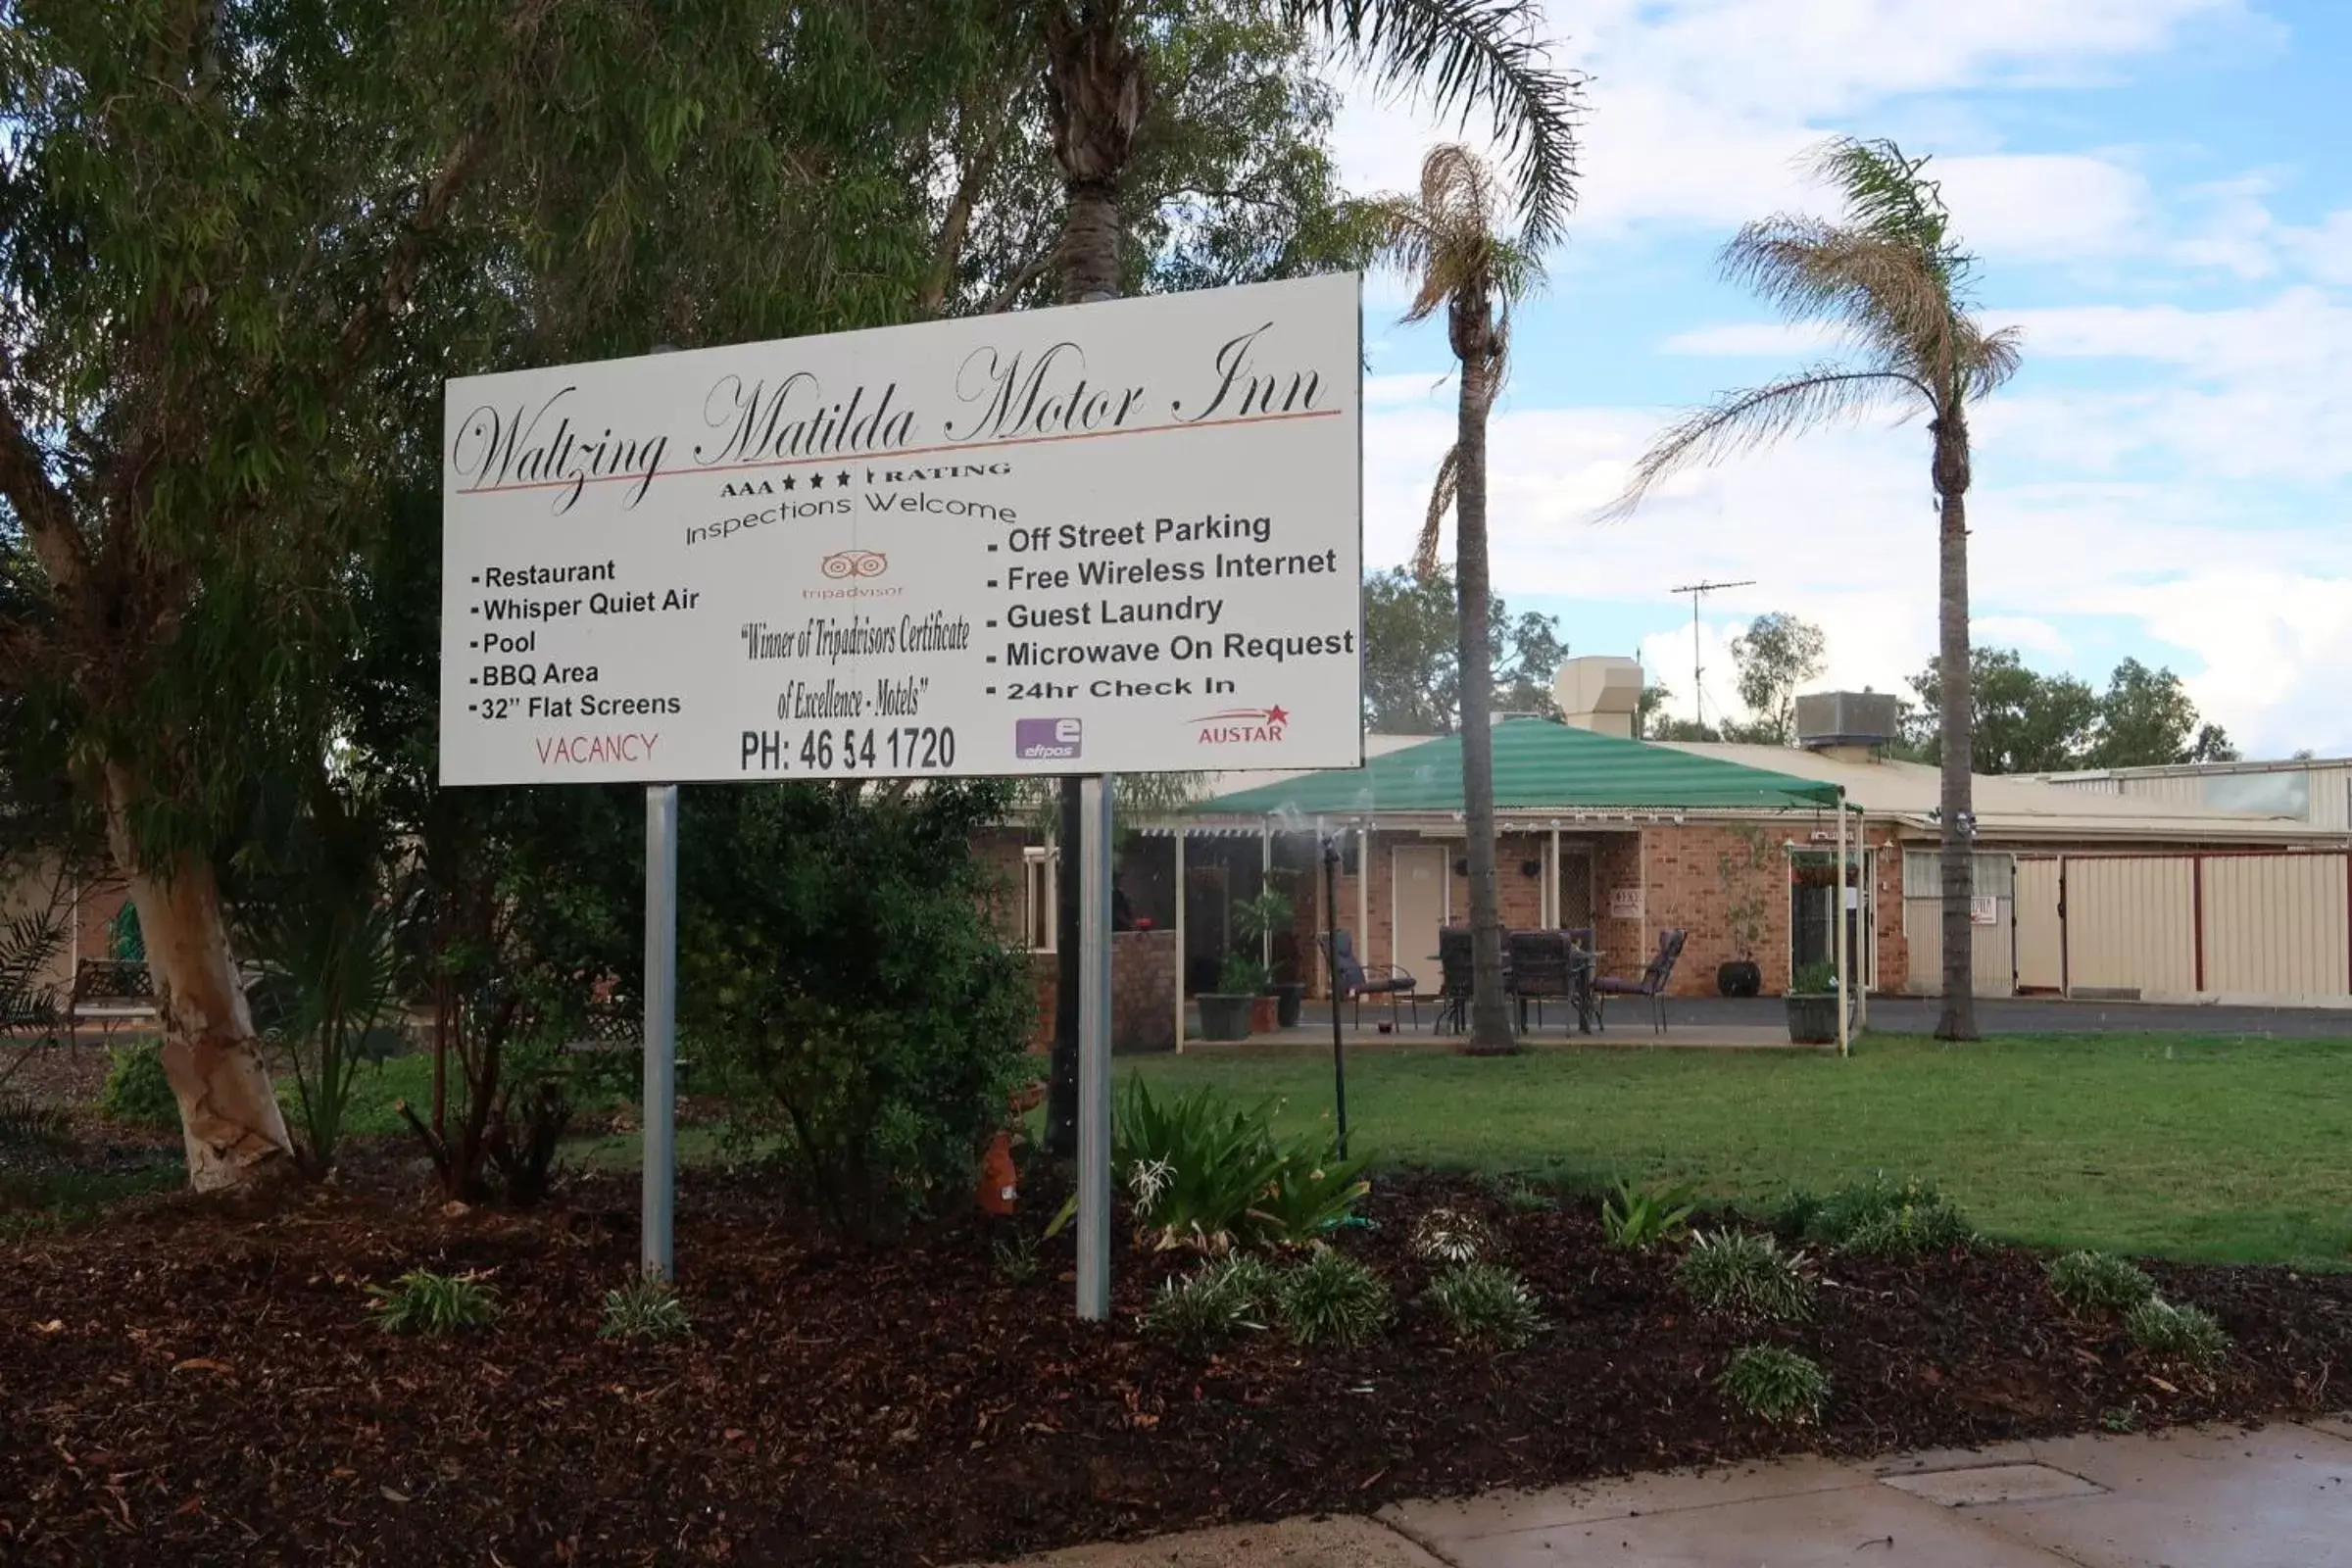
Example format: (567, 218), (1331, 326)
(437, 273), (1364, 786)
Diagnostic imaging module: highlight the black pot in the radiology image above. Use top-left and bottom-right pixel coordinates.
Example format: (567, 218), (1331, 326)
(1785, 993), (1839, 1045)
(1273, 981), (1306, 1028)
(1197, 994), (1254, 1042)
(1716, 959), (1763, 999)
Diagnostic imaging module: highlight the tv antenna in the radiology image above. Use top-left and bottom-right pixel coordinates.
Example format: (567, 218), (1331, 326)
(1669, 578), (1755, 731)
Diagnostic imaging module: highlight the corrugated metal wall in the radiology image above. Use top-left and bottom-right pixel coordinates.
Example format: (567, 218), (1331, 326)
(2202, 855), (2352, 997)
(2065, 858), (2196, 997)
(2015, 858), (2064, 991)
(2006, 851), (2352, 1004)
(2313, 766), (2352, 832)
(1903, 851), (2017, 997)
(2043, 762), (2352, 830)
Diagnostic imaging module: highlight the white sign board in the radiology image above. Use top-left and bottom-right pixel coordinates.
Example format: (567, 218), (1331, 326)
(1970, 895), (1999, 926)
(438, 274), (1363, 785)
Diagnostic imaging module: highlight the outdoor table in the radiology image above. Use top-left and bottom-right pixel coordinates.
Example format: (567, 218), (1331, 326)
(1430, 940), (1603, 1037)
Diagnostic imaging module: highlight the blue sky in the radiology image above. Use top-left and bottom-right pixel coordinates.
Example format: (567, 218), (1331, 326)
(1330, 0), (2351, 756)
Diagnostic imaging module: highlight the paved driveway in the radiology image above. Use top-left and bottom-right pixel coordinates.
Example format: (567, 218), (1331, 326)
(1005, 1418), (2352, 1566)
(1657, 993), (2352, 1039)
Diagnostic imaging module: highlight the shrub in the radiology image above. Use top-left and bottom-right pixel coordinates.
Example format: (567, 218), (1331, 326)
(1788, 961), (1838, 996)
(2126, 1298), (2230, 1369)
(1677, 1230), (1814, 1321)
(1425, 1263), (1544, 1348)
(599, 1274), (692, 1342)
(1217, 952), (1272, 996)
(1145, 1253), (1276, 1348)
(1720, 1345), (1829, 1424)
(1409, 1206), (1494, 1265)
(2046, 1250), (2158, 1315)
(1113, 1080), (1283, 1250)
(1602, 1178), (1698, 1250)
(992, 1237), (1041, 1286)
(0, 1092), (72, 1151)
(241, 793), (402, 1174)
(1102, 1081), (1369, 1251)
(1495, 1180), (1557, 1214)
(1275, 1246), (1391, 1348)
(1798, 1174), (1972, 1257)
(682, 782), (1037, 1242)
(1250, 1148), (1374, 1246)
(367, 1269), (500, 1337)
(1768, 1187), (1822, 1240)
(98, 1043), (177, 1128)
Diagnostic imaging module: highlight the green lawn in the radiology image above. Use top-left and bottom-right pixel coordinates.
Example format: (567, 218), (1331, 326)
(1123, 1034), (2352, 1269)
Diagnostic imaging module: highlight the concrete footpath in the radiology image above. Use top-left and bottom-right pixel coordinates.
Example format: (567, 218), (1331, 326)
(1004, 1416), (2352, 1566)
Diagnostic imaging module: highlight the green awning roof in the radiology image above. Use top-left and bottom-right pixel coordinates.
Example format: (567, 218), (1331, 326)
(1195, 719), (1842, 816)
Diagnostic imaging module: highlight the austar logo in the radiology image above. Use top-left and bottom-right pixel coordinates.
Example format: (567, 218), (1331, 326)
(1192, 705), (1289, 745)
(819, 547), (888, 580)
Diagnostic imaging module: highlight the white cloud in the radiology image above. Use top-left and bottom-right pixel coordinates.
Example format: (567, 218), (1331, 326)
(1331, 0), (2343, 755)
(1930, 154), (2152, 261)
(1366, 318), (2352, 754)
(1659, 320), (1842, 357)
(2285, 210), (2352, 285)
(1326, 0), (2246, 255)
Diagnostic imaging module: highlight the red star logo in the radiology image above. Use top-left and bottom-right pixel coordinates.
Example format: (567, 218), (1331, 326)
(1264, 706), (1289, 726)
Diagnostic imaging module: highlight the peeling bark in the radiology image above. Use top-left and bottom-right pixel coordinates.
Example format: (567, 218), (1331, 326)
(104, 767), (293, 1190)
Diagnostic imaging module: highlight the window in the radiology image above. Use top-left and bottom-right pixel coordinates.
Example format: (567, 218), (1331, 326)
(1022, 847), (1057, 953)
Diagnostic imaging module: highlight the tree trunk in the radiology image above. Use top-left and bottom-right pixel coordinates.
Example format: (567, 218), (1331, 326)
(103, 767), (294, 1190)
(1041, 3), (1142, 1152)
(1932, 428), (1979, 1041)
(1453, 340), (1515, 1054)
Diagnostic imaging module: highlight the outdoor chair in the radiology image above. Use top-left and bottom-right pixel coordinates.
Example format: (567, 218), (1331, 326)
(1435, 925), (1515, 1035)
(1593, 929), (1687, 1036)
(65, 958), (158, 1045)
(1324, 930), (1417, 1031)
(1507, 929), (1580, 1033)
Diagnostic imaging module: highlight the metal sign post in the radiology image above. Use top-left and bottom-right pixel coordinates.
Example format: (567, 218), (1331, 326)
(1324, 833), (1349, 1158)
(1075, 773), (1115, 1320)
(640, 342), (680, 1283)
(643, 783), (678, 1278)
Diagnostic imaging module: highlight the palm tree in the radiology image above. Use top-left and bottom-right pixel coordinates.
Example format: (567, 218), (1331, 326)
(1037, 0), (1585, 1142)
(1042, 0), (1583, 307)
(1606, 136), (2020, 1041)
(1377, 143), (1542, 1054)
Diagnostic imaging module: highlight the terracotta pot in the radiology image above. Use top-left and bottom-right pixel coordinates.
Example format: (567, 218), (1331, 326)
(1250, 994), (1279, 1034)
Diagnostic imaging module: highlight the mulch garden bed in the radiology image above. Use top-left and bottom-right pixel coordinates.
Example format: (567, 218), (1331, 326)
(3, 1162), (2348, 1566)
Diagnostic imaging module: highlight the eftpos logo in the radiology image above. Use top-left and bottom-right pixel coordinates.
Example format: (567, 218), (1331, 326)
(1015, 717), (1083, 760)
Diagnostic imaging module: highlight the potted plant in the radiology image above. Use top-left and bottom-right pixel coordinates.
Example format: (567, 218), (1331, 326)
(1198, 952), (1269, 1042)
(1785, 960), (1839, 1044)
(1231, 887), (1303, 1027)
(1714, 828), (1772, 998)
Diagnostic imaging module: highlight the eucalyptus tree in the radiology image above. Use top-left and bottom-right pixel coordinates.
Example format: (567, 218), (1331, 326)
(1606, 137), (2019, 1041)
(0, 0), (995, 1187)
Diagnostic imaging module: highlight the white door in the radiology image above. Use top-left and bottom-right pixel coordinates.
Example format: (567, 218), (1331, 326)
(1392, 845), (1449, 989)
